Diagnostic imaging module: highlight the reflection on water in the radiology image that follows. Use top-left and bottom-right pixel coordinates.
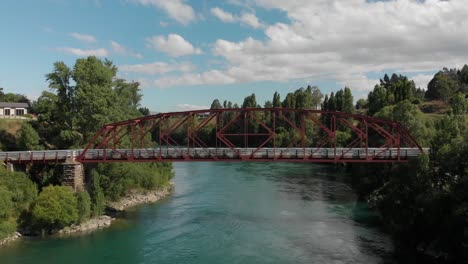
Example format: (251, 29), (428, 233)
(0, 162), (396, 264)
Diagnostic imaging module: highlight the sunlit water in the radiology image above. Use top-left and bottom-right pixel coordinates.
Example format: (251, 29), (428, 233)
(0, 162), (396, 264)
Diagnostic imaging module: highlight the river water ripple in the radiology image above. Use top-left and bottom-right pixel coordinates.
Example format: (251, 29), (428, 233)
(0, 162), (396, 264)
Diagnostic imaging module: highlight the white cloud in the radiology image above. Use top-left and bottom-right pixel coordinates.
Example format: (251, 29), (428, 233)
(335, 73), (380, 92)
(119, 61), (195, 75)
(133, 0), (195, 25)
(56, 47), (109, 57)
(155, 70), (236, 87)
(411, 74), (434, 90)
(69, 32), (97, 43)
(211, 7), (263, 28)
(156, 0), (468, 92)
(146, 34), (202, 57)
(110, 41), (143, 59)
(211, 7), (236, 22)
(175, 103), (209, 111)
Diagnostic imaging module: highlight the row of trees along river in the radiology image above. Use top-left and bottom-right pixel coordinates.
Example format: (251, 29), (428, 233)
(0, 56), (467, 262)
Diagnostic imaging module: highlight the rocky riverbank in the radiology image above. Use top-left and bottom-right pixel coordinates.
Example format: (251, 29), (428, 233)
(58, 184), (174, 235)
(106, 184), (173, 212)
(0, 232), (22, 246)
(58, 215), (115, 235)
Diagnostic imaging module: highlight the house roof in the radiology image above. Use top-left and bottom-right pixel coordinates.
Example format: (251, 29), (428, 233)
(0, 102), (29, 108)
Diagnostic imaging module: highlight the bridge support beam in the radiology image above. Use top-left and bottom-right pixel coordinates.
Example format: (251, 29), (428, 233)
(62, 162), (84, 192)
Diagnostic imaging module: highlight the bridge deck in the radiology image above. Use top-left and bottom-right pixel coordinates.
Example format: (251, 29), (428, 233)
(0, 148), (427, 163)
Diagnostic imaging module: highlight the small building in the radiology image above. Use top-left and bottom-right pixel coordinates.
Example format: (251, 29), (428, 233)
(0, 102), (29, 117)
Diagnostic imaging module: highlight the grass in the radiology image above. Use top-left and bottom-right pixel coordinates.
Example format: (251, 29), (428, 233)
(418, 100), (450, 114)
(0, 119), (26, 136)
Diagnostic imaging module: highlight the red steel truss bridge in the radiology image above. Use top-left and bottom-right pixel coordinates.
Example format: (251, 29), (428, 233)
(0, 108), (426, 164)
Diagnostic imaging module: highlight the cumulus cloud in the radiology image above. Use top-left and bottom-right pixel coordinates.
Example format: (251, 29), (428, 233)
(69, 32), (97, 43)
(156, 0), (468, 91)
(211, 7), (263, 28)
(111, 41), (143, 59)
(411, 74), (434, 90)
(175, 103), (209, 111)
(147, 34), (202, 57)
(56, 47), (109, 57)
(119, 61), (195, 75)
(133, 0), (195, 25)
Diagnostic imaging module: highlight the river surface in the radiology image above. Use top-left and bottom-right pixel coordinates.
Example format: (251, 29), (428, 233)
(0, 162), (396, 264)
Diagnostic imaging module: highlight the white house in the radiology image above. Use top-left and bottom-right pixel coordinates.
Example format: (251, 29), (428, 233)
(0, 102), (29, 117)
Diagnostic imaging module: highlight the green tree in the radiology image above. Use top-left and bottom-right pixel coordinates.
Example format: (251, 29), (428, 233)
(367, 85), (389, 116)
(0, 187), (13, 219)
(138, 107), (150, 116)
(355, 98), (368, 110)
(210, 99), (222, 110)
(273, 91), (281, 107)
(375, 100), (433, 146)
(88, 170), (105, 216)
(426, 68), (462, 101)
(17, 123), (41, 150)
(451, 92), (467, 115)
(342, 87), (354, 113)
(0, 168), (37, 212)
(32, 186), (78, 231)
(40, 56), (144, 149)
(76, 191), (91, 223)
(242, 93), (257, 108)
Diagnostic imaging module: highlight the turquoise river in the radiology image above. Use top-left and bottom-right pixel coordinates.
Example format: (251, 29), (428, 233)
(0, 162), (398, 263)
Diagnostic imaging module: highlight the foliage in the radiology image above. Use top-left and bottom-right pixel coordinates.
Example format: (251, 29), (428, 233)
(31, 185), (78, 231)
(76, 191), (91, 223)
(37, 56), (142, 149)
(426, 65), (468, 101)
(450, 92), (467, 115)
(367, 73), (423, 116)
(0, 168), (37, 213)
(374, 100), (434, 146)
(210, 99), (222, 109)
(0, 218), (16, 241)
(96, 163), (173, 201)
(88, 170), (105, 217)
(355, 98), (368, 110)
(0, 187), (14, 219)
(355, 114), (468, 261)
(17, 122), (42, 150)
(322, 87), (354, 113)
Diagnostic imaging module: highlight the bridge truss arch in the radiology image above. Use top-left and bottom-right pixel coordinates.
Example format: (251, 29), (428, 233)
(77, 108), (424, 163)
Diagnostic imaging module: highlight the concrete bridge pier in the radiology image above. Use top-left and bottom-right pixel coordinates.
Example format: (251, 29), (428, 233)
(62, 161), (84, 192)
(5, 162), (14, 172)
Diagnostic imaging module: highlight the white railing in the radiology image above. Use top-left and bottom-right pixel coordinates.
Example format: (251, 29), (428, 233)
(0, 148), (428, 162)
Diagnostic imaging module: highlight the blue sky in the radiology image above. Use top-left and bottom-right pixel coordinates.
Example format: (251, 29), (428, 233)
(0, 0), (467, 112)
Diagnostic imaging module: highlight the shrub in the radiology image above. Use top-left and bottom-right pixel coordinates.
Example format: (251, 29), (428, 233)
(89, 170), (105, 216)
(0, 218), (16, 240)
(0, 170), (37, 212)
(0, 187), (14, 219)
(31, 185), (78, 231)
(76, 191), (91, 223)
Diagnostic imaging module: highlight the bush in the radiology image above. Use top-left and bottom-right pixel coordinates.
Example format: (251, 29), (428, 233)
(96, 162), (173, 201)
(76, 191), (91, 223)
(0, 187), (14, 219)
(31, 186), (78, 231)
(89, 170), (105, 217)
(0, 170), (37, 213)
(0, 218), (16, 240)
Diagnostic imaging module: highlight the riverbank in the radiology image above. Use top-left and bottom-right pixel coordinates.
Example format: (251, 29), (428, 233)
(59, 184), (174, 236)
(106, 183), (174, 212)
(0, 184), (174, 244)
(0, 232), (22, 246)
